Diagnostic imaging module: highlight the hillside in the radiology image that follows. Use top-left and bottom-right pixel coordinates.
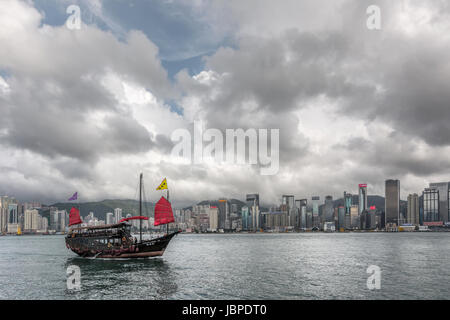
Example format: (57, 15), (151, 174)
(48, 199), (155, 221)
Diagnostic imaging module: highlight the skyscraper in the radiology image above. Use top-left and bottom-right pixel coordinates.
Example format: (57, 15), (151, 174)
(344, 191), (352, 215)
(282, 195), (295, 227)
(218, 199), (229, 230)
(298, 199), (307, 229)
(209, 206), (219, 231)
(247, 194), (260, 231)
(106, 212), (114, 225)
(311, 196), (320, 228)
(350, 205), (359, 229)
(1, 196), (17, 233)
(385, 179), (400, 226)
(429, 182), (450, 223)
(407, 193), (419, 225)
(241, 206), (250, 230)
(8, 203), (18, 224)
(423, 188), (439, 223)
(324, 196), (334, 223)
(358, 184), (367, 215)
(338, 206), (345, 231)
(114, 208), (123, 224)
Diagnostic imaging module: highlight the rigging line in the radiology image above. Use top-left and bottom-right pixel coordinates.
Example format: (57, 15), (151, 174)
(133, 178), (140, 215)
(142, 177), (148, 217)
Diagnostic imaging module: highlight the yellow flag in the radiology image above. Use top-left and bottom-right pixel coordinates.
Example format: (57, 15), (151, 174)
(156, 178), (168, 190)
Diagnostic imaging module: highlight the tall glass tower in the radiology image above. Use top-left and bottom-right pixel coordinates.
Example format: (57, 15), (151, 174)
(429, 182), (450, 223)
(246, 194), (260, 230)
(324, 196), (334, 223)
(385, 179), (400, 225)
(423, 188), (439, 222)
(358, 184), (367, 215)
(344, 192), (352, 215)
(311, 196), (320, 228)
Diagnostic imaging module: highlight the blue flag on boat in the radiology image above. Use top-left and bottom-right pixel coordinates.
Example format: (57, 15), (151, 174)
(68, 192), (78, 201)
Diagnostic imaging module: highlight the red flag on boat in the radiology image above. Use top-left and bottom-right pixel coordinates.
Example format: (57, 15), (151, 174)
(69, 207), (83, 226)
(154, 196), (174, 226)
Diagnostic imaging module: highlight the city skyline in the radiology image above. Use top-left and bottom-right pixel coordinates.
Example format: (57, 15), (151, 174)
(1, 1), (450, 207)
(0, 177), (448, 208)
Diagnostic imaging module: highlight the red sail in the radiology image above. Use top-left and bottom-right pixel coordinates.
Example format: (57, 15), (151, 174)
(154, 196), (175, 226)
(69, 207), (83, 226)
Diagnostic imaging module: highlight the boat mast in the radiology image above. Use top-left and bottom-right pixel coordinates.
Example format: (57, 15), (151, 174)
(139, 173), (143, 242)
(166, 188), (169, 235)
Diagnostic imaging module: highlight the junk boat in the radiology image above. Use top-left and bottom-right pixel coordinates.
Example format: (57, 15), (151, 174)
(65, 174), (179, 258)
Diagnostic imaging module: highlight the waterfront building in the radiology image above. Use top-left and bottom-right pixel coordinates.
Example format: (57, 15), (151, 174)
(350, 205), (359, 229)
(106, 212), (114, 225)
(344, 191), (352, 213)
(8, 203), (18, 224)
(358, 184), (368, 215)
(209, 206), (219, 231)
(114, 208), (123, 223)
(0, 196), (17, 233)
(298, 199), (307, 229)
(247, 194), (260, 231)
(24, 209), (39, 232)
(282, 195), (295, 227)
(323, 222), (336, 232)
(265, 206), (286, 232)
(218, 199), (229, 230)
(361, 207), (377, 230)
(241, 206), (250, 230)
(423, 188), (440, 223)
(51, 210), (66, 232)
(429, 182), (450, 223)
(311, 196), (320, 228)
(58, 210), (68, 232)
(385, 179), (400, 226)
(407, 193), (420, 225)
(50, 209), (58, 231)
(7, 203), (19, 233)
(337, 206), (345, 231)
(323, 196), (334, 223)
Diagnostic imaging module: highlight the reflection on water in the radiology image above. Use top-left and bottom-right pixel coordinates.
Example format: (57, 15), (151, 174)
(64, 257), (178, 299)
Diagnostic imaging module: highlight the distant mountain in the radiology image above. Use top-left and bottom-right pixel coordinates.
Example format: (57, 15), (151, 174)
(323, 195), (407, 211)
(46, 199), (155, 221)
(183, 199), (247, 212)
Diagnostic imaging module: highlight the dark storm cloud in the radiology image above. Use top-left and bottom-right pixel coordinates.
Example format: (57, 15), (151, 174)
(176, 30), (374, 166)
(1, 0), (450, 204)
(334, 132), (450, 178)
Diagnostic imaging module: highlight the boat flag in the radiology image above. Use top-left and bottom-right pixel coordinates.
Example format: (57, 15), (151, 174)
(156, 178), (168, 190)
(68, 192), (78, 201)
(69, 207), (83, 226)
(154, 196), (174, 226)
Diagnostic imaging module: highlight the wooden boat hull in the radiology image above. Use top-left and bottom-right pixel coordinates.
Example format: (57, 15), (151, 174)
(66, 231), (179, 259)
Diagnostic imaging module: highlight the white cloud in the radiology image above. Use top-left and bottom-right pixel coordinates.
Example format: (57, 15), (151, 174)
(1, 0), (449, 207)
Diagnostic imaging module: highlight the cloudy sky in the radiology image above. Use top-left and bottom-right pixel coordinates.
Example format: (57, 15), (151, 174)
(1, 0), (449, 207)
